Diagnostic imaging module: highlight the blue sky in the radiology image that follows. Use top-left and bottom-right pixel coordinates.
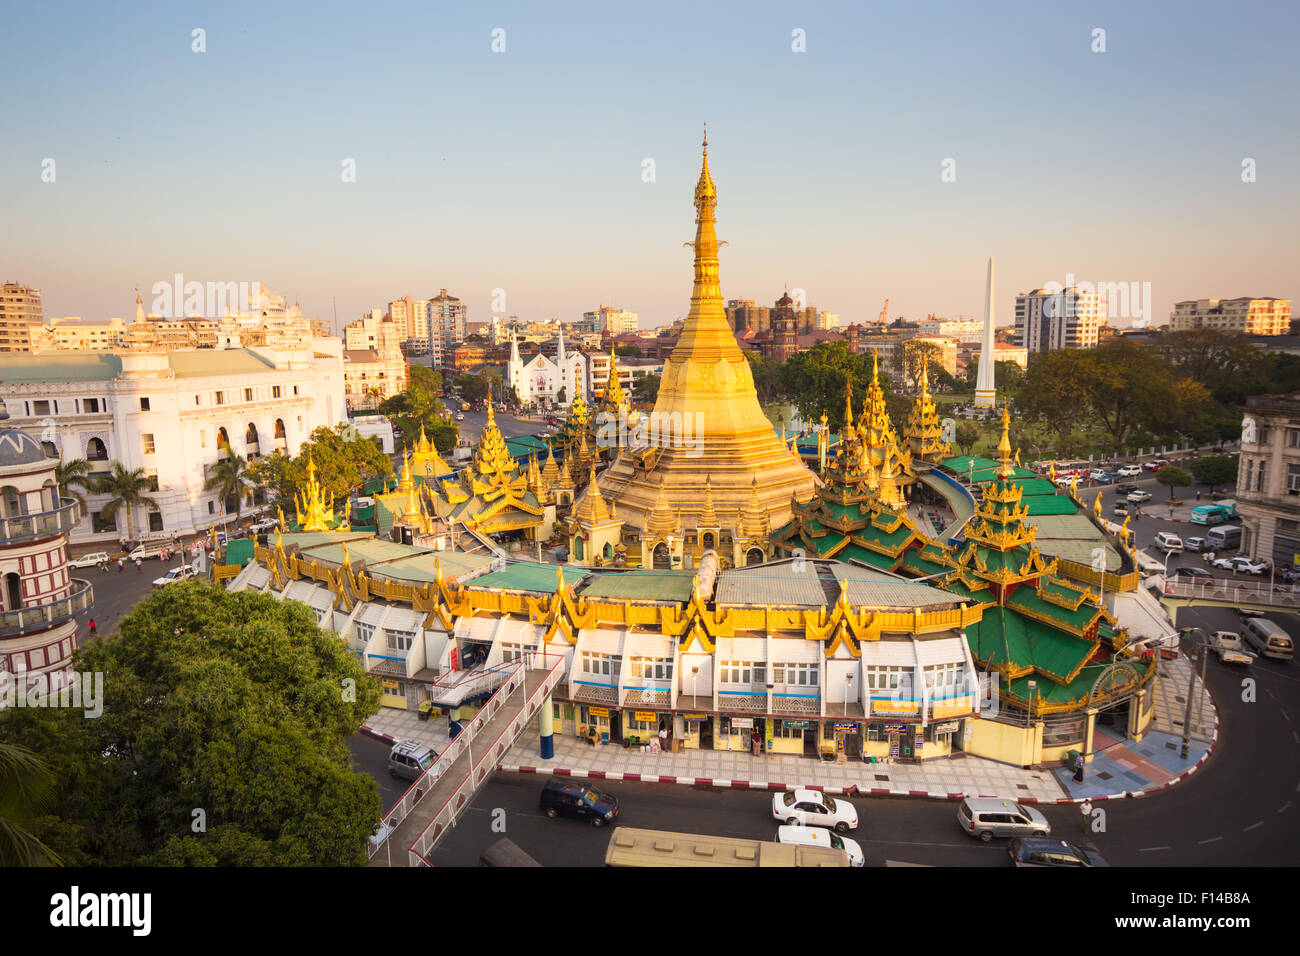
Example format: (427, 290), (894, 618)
(2, 0), (1297, 334)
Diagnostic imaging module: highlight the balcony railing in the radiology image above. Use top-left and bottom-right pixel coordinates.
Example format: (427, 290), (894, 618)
(0, 497), (82, 544)
(0, 579), (93, 637)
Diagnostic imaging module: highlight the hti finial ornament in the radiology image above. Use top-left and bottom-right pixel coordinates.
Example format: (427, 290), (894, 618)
(702, 122), (707, 149)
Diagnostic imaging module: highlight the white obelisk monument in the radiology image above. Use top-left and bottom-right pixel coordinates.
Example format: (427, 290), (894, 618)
(974, 256), (997, 408)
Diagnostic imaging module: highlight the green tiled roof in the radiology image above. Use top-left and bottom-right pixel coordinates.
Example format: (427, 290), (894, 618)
(580, 570), (696, 603)
(224, 538), (255, 567)
(0, 353), (123, 382)
(1022, 495), (1079, 515)
(1012, 478), (1059, 497)
(942, 456), (999, 474)
(368, 551), (496, 584)
(971, 466), (1037, 483)
(1005, 584), (1097, 633)
(966, 606), (1097, 683)
(299, 538), (427, 567)
(471, 562), (588, 593)
(1009, 663), (1107, 704)
(899, 548), (950, 577)
(280, 530), (376, 550)
(838, 544), (899, 571)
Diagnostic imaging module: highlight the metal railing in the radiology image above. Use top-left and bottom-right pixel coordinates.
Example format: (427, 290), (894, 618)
(0, 498), (81, 543)
(0, 579), (93, 636)
(405, 651), (565, 866)
(1163, 577), (1300, 608)
(426, 659), (514, 706)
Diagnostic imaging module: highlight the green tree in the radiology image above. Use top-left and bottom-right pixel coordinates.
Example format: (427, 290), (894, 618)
(0, 742), (62, 866)
(204, 454), (254, 516)
(1188, 454), (1239, 490)
(1011, 349), (1092, 445)
(892, 339), (944, 392)
(615, 345), (641, 358)
(0, 582), (383, 865)
(954, 421), (981, 456)
(632, 374), (660, 405)
(1156, 465), (1194, 502)
(54, 457), (93, 512)
(92, 462), (158, 540)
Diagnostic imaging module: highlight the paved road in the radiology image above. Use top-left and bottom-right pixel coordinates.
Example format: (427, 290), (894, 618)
(71, 555), (182, 644)
(348, 734), (404, 809)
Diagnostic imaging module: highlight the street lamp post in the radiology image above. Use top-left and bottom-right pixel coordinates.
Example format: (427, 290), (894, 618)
(1025, 680), (1036, 728)
(1179, 627), (1210, 760)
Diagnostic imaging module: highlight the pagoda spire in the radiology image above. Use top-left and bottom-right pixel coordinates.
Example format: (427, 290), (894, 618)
(843, 379), (854, 429)
(996, 405), (1014, 478)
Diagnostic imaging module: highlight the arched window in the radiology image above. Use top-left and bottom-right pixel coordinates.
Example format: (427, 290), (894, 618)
(1, 485), (23, 518)
(701, 532), (715, 551)
(3, 572), (21, 612)
(746, 547), (765, 567)
(41, 440), (57, 458)
(603, 541), (613, 560)
(574, 536), (585, 560)
(274, 419), (286, 439)
(86, 437), (108, 461)
(245, 423), (259, 445)
(42, 480), (59, 511)
(653, 542), (670, 570)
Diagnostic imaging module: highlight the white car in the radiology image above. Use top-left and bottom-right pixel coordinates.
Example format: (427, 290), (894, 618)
(1144, 459), (1170, 471)
(772, 788), (858, 833)
(1212, 555), (1270, 575)
(776, 824), (864, 867)
(1126, 490), (1152, 503)
(69, 552), (111, 569)
(152, 566), (198, 588)
(1116, 465), (1142, 477)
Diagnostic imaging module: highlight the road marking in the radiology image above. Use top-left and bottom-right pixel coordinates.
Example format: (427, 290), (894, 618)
(1282, 708), (1291, 723)
(1197, 837), (1222, 845)
(1279, 802), (1292, 814)
(1138, 846), (1170, 852)
(1243, 821), (1264, 832)
(1294, 730), (1299, 746)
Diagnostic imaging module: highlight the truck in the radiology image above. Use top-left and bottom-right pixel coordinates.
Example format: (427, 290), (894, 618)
(126, 543), (169, 561)
(1211, 631), (1255, 665)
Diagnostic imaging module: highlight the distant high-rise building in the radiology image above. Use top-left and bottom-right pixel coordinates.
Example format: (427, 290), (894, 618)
(816, 311), (840, 331)
(0, 283), (43, 352)
(726, 298), (770, 333)
(1171, 298), (1291, 336)
(1014, 286), (1107, 354)
(429, 289), (465, 360)
(916, 316), (985, 343)
(583, 305), (638, 336)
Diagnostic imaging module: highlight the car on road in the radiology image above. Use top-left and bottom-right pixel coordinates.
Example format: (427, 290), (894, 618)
(1242, 618), (1294, 660)
(1126, 490), (1153, 503)
(454, 412), (465, 421)
(776, 824), (864, 867)
(1113, 482), (1139, 495)
(1007, 837), (1108, 867)
(1144, 459), (1170, 471)
(1172, 566), (1213, 579)
(249, 518), (278, 533)
(957, 797), (1051, 842)
(1091, 472), (1117, 484)
(70, 551), (111, 569)
(1153, 531), (1184, 553)
(1112, 502), (1130, 517)
(387, 741), (439, 782)
(1211, 555), (1270, 575)
(539, 778), (619, 826)
(151, 566), (198, 589)
(1115, 465), (1143, 477)
(1210, 631), (1255, 665)
(772, 788), (858, 833)
(1183, 536), (1209, 552)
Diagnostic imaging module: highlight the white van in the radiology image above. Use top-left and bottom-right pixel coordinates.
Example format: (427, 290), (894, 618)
(776, 825), (864, 867)
(1242, 619), (1294, 661)
(1153, 532), (1183, 553)
(1207, 525), (1242, 550)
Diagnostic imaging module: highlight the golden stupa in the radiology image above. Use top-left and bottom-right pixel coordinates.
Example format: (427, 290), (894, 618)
(590, 129), (816, 532)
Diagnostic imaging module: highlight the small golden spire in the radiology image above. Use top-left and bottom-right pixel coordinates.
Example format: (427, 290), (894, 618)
(843, 380), (854, 429)
(996, 406), (1013, 479)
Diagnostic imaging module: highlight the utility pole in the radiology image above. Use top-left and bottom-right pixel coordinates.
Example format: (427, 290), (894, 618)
(1180, 627), (1208, 760)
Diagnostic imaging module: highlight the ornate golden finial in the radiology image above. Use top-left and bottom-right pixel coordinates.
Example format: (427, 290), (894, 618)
(996, 406), (1013, 479)
(843, 379), (854, 429)
(277, 504), (286, 532)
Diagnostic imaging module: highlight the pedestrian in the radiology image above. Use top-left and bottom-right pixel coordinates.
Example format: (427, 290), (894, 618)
(88, 618), (97, 637)
(1073, 752), (1085, 783)
(1169, 506), (1175, 519)
(135, 558), (142, 571)
(658, 723), (668, 754)
(117, 558), (124, 573)
(1196, 490), (1201, 502)
(1080, 799), (1093, 835)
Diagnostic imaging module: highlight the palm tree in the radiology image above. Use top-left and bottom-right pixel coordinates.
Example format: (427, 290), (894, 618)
(0, 741), (62, 866)
(92, 462), (158, 541)
(54, 458), (93, 512)
(204, 454), (253, 517)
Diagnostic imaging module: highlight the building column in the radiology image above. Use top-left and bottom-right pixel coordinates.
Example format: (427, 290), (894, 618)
(1128, 688), (1148, 741)
(539, 693), (555, 759)
(1082, 707), (1099, 762)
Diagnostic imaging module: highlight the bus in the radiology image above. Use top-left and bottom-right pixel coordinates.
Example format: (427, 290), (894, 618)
(1206, 524), (1242, 551)
(604, 827), (849, 867)
(1190, 502), (1236, 525)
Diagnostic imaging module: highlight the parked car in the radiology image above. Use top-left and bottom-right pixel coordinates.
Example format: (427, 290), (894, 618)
(1115, 465), (1143, 478)
(1126, 490), (1153, 503)
(1008, 837), (1108, 867)
(776, 824), (864, 867)
(772, 788), (859, 833)
(69, 551), (111, 569)
(387, 741), (439, 782)
(151, 566), (198, 589)
(1153, 532), (1184, 553)
(1211, 555), (1270, 575)
(1144, 459), (1170, 471)
(957, 798), (1051, 842)
(1172, 566), (1212, 579)
(539, 778), (619, 826)
(1183, 536), (1209, 552)
(250, 517), (278, 533)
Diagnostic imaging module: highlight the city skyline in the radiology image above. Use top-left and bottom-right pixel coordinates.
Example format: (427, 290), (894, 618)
(3, 1), (1296, 333)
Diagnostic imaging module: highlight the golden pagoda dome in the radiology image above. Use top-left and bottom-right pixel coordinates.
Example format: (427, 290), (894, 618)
(600, 346), (627, 414)
(296, 451), (336, 532)
(876, 451), (906, 511)
(397, 447), (415, 495)
(542, 444), (561, 484)
(574, 465), (609, 524)
(738, 475), (770, 540)
(643, 475), (681, 539)
(698, 475), (719, 528)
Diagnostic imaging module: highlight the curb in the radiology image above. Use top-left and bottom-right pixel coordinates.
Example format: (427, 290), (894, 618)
(359, 724), (398, 745)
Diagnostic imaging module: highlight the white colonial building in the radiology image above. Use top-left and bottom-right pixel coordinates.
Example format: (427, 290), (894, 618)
(507, 328), (589, 407)
(0, 343), (346, 544)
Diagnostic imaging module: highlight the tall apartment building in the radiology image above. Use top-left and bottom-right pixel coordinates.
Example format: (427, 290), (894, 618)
(430, 289), (466, 354)
(727, 299), (770, 334)
(816, 311), (840, 331)
(1171, 298), (1292, 336)
(1014, 287), (1107, 354)
(0, 283), (43, 352)
(343, 312), (407, 410)
(583, 305), (638, 336)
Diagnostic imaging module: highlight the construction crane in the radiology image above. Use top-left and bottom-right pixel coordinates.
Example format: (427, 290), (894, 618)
(877, 298), (889, 325)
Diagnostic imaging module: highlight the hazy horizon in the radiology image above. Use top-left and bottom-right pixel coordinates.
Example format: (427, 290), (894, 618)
(3, 1), (1296, 337)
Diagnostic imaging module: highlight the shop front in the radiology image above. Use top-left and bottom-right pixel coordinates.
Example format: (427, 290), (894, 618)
(832, 720), (862, 759)
(679, 712), (711, 749)
(926, 719), (963, 758)
(864, 720), (920, 761)
(623, 709), (662, 749)
(768, 718), (808, 755)
(579, 704), (618, 744)
(717, 715), (764, 753)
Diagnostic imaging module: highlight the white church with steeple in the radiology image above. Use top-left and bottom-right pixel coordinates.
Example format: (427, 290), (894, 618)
(507, 326), (589, 408)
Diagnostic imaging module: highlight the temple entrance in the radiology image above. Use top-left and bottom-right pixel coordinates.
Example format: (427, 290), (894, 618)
(653, 542), (670, 569)
(746, 547), (764, 566)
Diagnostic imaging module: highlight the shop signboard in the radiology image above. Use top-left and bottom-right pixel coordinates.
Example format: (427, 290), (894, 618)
(833, 721), (858, 733)
(730, 717), (753, 729)
(683, 713), (707, 720)
(783, 720), (809, 729)
(883, 722), (908, 734)
(933, 721), (960, 734)
(633, 711), (657, 723)
(589, 706), (610, 718)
